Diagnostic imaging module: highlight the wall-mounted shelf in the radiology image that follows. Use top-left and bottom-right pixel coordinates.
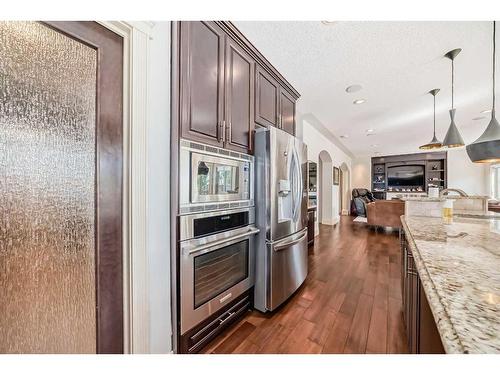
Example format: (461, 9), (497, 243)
(371, 151), (447, 200)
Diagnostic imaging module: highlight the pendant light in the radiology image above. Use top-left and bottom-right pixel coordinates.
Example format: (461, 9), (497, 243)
(466, 21), (500, 163)
(442, 48), (465, 148)
(419, 89), (443, 149)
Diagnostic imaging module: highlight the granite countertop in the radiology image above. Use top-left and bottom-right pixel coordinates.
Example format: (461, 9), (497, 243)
(402, 197), (445, 202)
(401, 213), (500, 353)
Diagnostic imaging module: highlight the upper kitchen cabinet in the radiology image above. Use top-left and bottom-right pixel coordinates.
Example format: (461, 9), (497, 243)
(179, 21), (225, 147)
(177, 21), (300, 153)
(225, 38), (255, 153)
(255, 67), (299, 136)
(279, 89), (296, 135)
(255, 66), (279, 128)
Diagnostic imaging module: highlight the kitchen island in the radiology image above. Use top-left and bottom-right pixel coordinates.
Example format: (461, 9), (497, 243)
(400, 213), (500, 353)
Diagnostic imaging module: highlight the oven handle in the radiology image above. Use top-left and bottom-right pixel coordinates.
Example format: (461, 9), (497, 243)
(273, 231), (307, 252)
(186, 228), (260, 256)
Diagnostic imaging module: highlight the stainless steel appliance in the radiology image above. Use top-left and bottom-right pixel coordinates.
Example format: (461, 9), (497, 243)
(179, 207), (259, 335)
(254, 127), (309, 312)
(179, 139), (254, 214)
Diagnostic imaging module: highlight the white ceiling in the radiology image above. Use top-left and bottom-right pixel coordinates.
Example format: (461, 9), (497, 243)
(234, 21), (496, 158)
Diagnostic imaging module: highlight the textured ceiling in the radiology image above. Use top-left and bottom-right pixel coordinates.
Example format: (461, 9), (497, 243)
(234, 21), (496, 157)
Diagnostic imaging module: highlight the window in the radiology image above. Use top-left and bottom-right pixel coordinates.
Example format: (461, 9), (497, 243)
(491, 164), (500, 200)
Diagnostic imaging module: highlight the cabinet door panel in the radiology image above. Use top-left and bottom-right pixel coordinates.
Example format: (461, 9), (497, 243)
(180, 21), (224, 146)
(280, 89), (296, 135)
(255, 67), (279, 128)
(225, 38), (255, 153)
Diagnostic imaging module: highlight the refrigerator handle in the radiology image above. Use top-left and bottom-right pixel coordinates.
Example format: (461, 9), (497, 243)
(291, 148), (302, 222)
(273, 231), (308, 251)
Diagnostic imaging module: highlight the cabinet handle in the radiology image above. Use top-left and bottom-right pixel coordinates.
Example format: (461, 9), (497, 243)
(226, 121), (231, 143)
(218, 121), (224, 142)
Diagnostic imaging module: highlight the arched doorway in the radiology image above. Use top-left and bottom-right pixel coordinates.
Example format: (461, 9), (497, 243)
(318, 150), (335, 225)
(339, 162), (351, 215)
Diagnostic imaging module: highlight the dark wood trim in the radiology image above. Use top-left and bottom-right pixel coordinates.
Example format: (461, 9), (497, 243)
(42, 21), (124, 354)
(170, 21), (181, 354)
(216, 21), (300, 100)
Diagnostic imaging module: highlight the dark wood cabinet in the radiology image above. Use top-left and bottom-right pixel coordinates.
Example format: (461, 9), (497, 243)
(180, 21), (225, 147)
(178, 21), (299, 154)
(400, 229), (445, 354)
(225, 38), (255, 153)
(179, 22), (255, 153)
(280, 89), (296, 135)
(255, 66), (297, 135)
(307, 208), (316, 247)
(255, 66), (279, 128)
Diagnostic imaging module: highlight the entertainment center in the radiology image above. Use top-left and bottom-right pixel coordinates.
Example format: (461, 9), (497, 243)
(371, 151), (447, 200)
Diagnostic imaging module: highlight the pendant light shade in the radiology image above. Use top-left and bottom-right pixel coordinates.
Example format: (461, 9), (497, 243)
(442, 48), (465, 148)
(419, 89), (443, 149)
(466, 21), (500, 163)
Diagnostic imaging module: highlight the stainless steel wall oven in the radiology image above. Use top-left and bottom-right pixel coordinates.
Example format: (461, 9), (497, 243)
(179, 207), (258, 337)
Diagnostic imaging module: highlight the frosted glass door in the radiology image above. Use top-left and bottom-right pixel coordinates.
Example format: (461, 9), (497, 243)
(0, 22), (97, 353)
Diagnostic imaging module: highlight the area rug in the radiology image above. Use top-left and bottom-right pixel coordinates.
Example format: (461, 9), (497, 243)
(353, 216), (368, 223)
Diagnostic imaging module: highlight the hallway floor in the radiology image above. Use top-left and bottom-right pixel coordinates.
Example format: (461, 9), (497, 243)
(202, 217), (409, 354)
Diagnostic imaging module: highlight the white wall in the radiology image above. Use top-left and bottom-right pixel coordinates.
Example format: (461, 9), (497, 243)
(302, 119), (353, 232)
(447, 148), (490, 196)
(147, 21), (172, 353)
(352, 156), (371, 189)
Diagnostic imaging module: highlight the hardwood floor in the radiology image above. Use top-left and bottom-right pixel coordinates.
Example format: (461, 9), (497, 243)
(201, 216), (409, 354)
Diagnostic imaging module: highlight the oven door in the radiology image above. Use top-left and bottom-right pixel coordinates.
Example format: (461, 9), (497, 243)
(180, 227), (259, 334)
(191, 152), (250, 204)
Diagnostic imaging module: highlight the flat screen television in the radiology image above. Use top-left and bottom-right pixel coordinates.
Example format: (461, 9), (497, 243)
(387, 165), (424, 187)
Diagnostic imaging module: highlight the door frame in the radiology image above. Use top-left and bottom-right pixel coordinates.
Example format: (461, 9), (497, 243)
(98, 21), (160, 354)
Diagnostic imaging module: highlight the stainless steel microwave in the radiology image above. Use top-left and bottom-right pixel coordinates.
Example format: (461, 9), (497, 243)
(179, 139), (254, 214)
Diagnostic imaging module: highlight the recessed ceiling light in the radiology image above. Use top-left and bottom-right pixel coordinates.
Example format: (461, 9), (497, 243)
(473, 116), (486, 120)
(345, 84), (362, 93)
(340, 134), (349, 139)
(480, 109), (492, 114)
(353, 99), (366, 105)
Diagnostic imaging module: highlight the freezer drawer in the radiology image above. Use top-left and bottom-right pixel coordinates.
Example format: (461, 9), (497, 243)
(268, 228), (308, 310)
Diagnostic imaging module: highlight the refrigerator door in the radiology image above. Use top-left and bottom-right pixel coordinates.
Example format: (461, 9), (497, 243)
(269, 127), (307, 241)
(268, 228), (308, 311)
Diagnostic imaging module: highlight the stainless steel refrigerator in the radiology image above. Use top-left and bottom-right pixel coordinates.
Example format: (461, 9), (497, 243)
(254, 127), (309, 312)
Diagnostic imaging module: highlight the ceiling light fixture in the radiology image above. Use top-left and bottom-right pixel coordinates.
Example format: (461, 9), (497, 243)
(419, 89), (443, 150)
(467, 21), (500, 163)
(442, 48), (465, 148)
(353, 99), (366, 105)
(345, 84), (362, 93)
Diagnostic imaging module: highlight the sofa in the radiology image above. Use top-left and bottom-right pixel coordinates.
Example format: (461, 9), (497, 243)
(351, 188), (376, 217)
(366, 200), (405, 229)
